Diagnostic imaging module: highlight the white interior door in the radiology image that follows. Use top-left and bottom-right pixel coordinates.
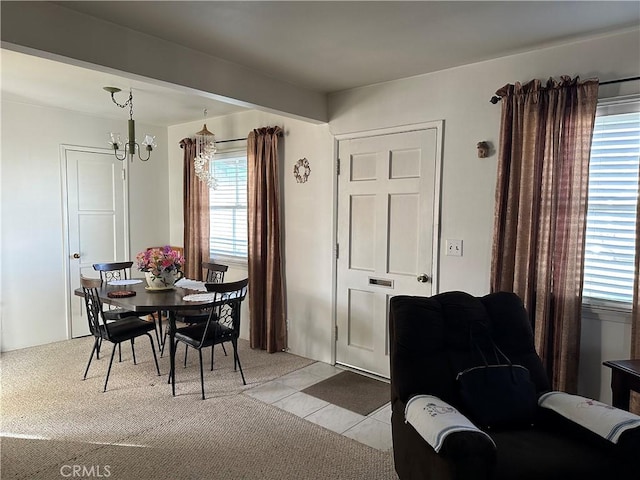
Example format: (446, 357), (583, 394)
(336, 125), (442, 377)
(63, 146), (129, 338)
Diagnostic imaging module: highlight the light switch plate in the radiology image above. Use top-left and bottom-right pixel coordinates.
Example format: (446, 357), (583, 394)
(446, 239), (463, 257)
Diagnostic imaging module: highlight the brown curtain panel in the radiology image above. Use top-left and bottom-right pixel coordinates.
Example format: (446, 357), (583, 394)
(247, 126), (286, 353)
(631, 171), (640, 413)
(180, 137), (210, 281)
(491, 76), (599, 392)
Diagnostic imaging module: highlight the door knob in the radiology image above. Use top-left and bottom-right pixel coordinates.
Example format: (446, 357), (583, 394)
(72, 253), (81, 259)
(417, 273), (430, 283)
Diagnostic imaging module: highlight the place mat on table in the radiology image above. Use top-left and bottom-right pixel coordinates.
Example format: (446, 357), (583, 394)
(176, 278), (207, 291)
(183, 293), (216, 302)
(108, 279), (143, 286)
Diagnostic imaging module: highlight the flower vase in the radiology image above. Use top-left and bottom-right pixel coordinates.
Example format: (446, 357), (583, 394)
(145, 271), (180, 290)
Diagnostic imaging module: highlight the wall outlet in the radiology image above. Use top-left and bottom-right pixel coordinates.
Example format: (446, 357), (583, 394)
(446, 239), (463, 257)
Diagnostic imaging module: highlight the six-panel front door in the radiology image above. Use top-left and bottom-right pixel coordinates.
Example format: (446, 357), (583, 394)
(336, 126), (441, 377)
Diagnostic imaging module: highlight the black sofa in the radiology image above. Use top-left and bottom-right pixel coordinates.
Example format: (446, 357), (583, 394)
(389, 291), (639, 480)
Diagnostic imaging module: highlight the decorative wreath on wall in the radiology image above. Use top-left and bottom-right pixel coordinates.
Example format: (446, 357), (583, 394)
(293, 158), (311, 183)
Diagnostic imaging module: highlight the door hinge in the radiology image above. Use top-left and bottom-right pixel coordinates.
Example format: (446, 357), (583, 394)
(336, 158), (341, 176)
(335, 243), (339, 259)
(335, 325), (338, 342)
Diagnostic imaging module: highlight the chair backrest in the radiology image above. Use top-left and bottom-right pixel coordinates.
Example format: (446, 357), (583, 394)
(202, 262), (228, 283)
(80, 276), (109, 338)
(93, 261), (133, 282)
(202, 278), (249, 341)
(389, 291), (550, 408)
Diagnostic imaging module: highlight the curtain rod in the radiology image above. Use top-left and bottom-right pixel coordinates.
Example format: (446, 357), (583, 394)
(489, 76), (640, 104)
(216, 130), (284, 143)
(600, 76), (640, 86)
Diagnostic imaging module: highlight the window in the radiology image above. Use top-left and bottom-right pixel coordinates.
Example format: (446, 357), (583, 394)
(209, 150), (248, 261)
(583, 101), (640, 304)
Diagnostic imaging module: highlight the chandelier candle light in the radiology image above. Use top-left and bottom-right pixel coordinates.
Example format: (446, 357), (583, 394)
(105, 87), (156, 162)
(194, 109), (218, 188)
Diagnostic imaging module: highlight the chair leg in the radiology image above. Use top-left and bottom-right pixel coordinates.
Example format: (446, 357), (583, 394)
(232, 342), (237, 370)
(151, 313), (161, 348)
(156, 311), (165, 355)
(231, 343), (237, 371)
(161, 330), (167, 357)
(210, 345), (214, 371)
(221, 342), (228, 356)
(232, 340), (246, 385)
(168, 340), (178, 385)
(104, 343), (118, 392)
(83, 338), (99, 379)
(161, 319), (169, 357)
(118, 342), (122, 362)
(96, 337), (102, 360)
(131, 338), (137, 365)
(198, 349), (205, 400)
(146, 333), (161, 376)
(184, 344), (189, 367)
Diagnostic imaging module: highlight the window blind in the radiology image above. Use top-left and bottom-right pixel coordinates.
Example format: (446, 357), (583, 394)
(209, 152), (248, 259)
(583, 111), (640, 303)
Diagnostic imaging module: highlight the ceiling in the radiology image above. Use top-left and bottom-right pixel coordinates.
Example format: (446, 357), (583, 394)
(2, 1), (639, 126)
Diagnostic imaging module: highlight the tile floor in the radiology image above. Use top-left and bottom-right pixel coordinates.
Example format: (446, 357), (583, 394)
(244, 362), (393, 452)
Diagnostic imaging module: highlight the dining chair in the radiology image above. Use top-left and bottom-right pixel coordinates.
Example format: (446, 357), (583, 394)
(93, 261), (133, 282)
(80, 276), (161, 392)
(171, 262), (229, 364)
(171, 277), (248, 399)
(92, 261), (155, 361)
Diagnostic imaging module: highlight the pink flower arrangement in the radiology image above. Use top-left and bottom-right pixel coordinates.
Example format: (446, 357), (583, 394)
(135, 246), (185, 277)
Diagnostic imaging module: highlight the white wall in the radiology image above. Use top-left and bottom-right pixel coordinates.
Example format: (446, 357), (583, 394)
(167, 111), (334, 361)
(580, 308), (632, 404)
(328, 28), (640, 399)
(1, 100), (169, 351)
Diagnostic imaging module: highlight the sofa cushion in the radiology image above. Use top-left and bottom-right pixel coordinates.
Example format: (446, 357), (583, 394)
(491, 427), (632, 480)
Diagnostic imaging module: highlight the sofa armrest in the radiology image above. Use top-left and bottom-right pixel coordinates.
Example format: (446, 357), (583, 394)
(539, 391), (640, 444)
(405, 395), (496, 453)
(393, 397), (496, 480)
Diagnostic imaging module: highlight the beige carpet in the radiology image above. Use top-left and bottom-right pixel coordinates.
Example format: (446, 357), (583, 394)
(0, 336), (398, 479)
(302, 370), (390, 416)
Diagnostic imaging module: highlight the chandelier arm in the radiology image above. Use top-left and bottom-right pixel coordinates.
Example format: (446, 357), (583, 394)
(138, 145), (152, 162)
(112, 146), (127, 162)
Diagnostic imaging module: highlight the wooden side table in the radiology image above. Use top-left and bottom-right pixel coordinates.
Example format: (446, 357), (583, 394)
(602, 359), (640, 411)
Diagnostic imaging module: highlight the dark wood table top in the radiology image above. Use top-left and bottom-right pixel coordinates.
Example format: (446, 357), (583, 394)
(74, 281), (215, 312)
(603, 359), (640, 378)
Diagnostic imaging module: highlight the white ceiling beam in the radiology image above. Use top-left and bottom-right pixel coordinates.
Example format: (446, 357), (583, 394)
(0, 1), (328, 123)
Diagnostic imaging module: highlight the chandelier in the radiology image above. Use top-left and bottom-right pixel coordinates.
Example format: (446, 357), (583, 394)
(194, 109), (218, 189)
(104, 87), (156, 162)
